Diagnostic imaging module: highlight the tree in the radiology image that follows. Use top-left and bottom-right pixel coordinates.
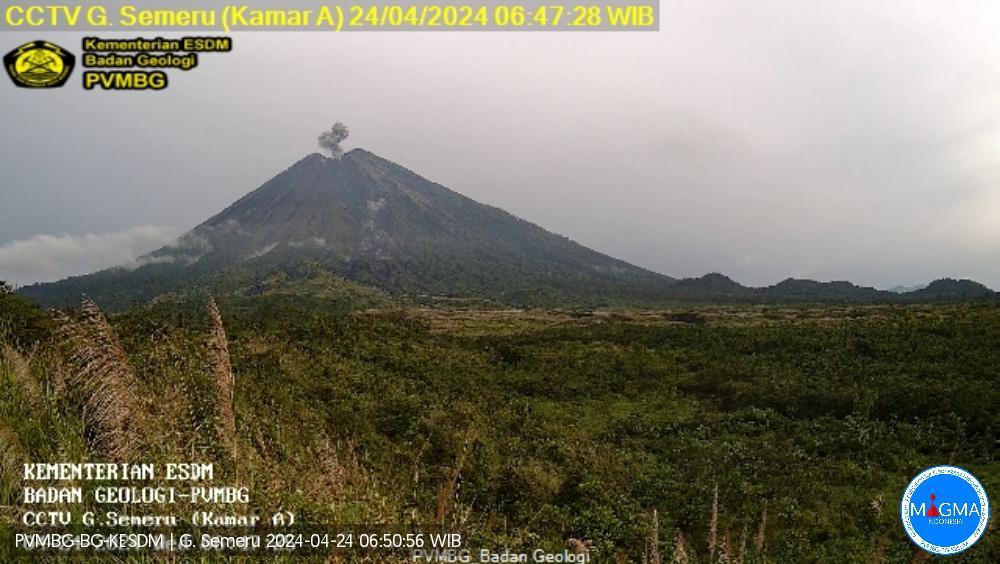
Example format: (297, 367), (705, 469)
(0, 284), (49, 346)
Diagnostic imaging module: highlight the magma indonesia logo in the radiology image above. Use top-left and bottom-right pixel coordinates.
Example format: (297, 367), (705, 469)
(4, 40), (75, 88)
(901, 466), (990, 555)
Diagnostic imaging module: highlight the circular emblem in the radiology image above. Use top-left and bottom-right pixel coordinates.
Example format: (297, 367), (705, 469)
(900, 466), (990, 555)
(4, 41), (76, 88)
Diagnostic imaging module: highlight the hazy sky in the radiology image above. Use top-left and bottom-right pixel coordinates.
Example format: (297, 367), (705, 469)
(2, 0), (1000, 288)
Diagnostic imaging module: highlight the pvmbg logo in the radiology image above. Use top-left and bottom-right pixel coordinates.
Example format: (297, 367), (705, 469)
(3, 40), (75, 88)
(901, 466), (990, 555)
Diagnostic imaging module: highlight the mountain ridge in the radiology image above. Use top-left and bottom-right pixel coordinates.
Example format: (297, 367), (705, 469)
(16, 149), (998, 309)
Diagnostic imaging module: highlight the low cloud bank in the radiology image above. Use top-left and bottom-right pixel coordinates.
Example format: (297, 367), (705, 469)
(0, 225), (178, 286)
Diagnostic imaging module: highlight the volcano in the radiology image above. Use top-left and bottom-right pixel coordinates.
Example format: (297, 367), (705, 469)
(19, 149), (675, 309)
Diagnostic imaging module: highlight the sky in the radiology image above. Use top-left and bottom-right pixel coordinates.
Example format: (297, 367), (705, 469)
(1, 0), (999, 288)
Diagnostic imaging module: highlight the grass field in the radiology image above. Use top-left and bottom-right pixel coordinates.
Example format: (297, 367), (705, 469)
(1, 292), (997, 562)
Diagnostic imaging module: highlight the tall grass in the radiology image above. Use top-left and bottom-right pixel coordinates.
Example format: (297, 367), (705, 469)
(54, 298), (139, 463)
(1, 343), (40, 404)
(207, 296), (237, 467)
(754, 500), (767, 554)
(708, 484), (718, 560)
(668, 488), (766, 563)
(672, 531), (690, 564)
(0, 425), (25, 505)
(435, 431), (473, 525)
(736, 523), (748, 564)
(718, 529), (732, 563)
(649, 508), (661, 564)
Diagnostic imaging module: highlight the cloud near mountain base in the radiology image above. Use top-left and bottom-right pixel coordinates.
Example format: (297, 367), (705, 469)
(0, 226), (178, 287)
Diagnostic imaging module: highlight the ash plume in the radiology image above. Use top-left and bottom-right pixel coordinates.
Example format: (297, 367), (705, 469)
(318, 123), (350, 159)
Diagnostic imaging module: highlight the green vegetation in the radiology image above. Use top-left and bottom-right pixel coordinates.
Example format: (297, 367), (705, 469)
(1, 290), (997, 562)
(0, 282), (49, 346)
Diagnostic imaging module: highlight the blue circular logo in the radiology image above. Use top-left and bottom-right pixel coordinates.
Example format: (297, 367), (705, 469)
(900, 466), (990, 555)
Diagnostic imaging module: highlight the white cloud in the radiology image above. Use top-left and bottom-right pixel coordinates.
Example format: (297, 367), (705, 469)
(247, 243), (278, 259)
(0, 226), (179, 287)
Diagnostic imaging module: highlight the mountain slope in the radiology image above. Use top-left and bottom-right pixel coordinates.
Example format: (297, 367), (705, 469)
(666, 273), (753, 297)
(16, 149), (998, 308)
(19, 150), (675, 309)
(757, 278), (889, 302)
(906, 278), (996, 300)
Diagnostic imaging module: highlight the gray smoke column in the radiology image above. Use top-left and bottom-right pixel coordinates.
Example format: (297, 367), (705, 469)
(318, 123), (350, 159)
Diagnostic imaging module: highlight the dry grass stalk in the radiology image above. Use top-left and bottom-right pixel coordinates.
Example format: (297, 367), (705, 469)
(708, 484), (718, 560)
(672, 531), (690, 564)
(410, 440), (428, 517)
(911, 550), (932, 563)
(207, 297), (237, 466)
(649, 508), (661, 564)
(735, 523), (748, 564)
(312, 435), (368, 505)
(754, 500), (768, 553)
(1, 343), (41, 403)
(872, 536), (886, 564)
(54, 298), (140, 462)
(718, 529), (732, 564)
(435, 432), (473, 524)
(49, 349), (68, 399)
